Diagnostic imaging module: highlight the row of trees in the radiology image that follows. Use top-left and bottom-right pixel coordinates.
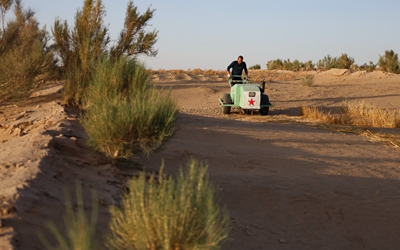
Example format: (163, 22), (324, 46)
(263, 50), (399, 73)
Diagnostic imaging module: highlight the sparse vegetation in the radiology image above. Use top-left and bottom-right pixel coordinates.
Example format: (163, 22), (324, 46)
(82, 57), (178, 159)
(107, 159), (230, 250)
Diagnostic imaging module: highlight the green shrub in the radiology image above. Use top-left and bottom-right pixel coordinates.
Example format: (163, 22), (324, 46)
(267, 59), (314, 71)
(107, 159), (230, 250)
(283, 59), (293, 71)
(292, 59), (302, 71)
(82, 57), (178, 159)
(317, 54), (354, 70)
(305, 60), (314, 71)
(0, 0), (56, 99)
(249, 64), (261, 70)
(52, 0), (158, 105)
(378, 50), (400, 73)
(266, 58), (283, 70)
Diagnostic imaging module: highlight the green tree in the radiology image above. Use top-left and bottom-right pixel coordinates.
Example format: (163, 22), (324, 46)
(52, 0), (158, 105)
(378, 50), (400, 73)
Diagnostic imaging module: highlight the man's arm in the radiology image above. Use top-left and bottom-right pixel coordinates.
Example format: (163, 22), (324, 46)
(227, 61), (235, 73)
(243, 62), (248, 76)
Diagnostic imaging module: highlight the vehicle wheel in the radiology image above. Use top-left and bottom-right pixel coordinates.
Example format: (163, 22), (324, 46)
(222, 93), (232, 114)
(260, 94), (270, 115)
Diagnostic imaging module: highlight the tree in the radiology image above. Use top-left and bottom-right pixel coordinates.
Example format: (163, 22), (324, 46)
(52, 0), (158, 104)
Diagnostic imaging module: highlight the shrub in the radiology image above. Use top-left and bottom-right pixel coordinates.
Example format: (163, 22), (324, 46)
(82, 57), (178, 159)
(266, 59), (283, 70)
(107, 159), (230, 250)
(317, 54), (354, 70)
(292, 60), (302, 71)
(267, 59), (314, 71)
(0, 0), (56, 100)
(283, 59), (293, 71)
(305, 60), (314, 71)
(249, 64), (261, 70)
(52, 0), (158, 105)
(378, 50), (400, 73)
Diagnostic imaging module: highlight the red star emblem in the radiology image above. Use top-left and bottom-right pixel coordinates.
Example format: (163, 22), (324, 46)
(248, 98), (255, 106)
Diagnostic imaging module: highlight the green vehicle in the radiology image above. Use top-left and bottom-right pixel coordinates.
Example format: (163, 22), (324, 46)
(219, 75), (273, 115)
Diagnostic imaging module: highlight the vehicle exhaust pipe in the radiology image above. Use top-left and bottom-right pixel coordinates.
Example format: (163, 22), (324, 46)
(260, 80), (266, 94)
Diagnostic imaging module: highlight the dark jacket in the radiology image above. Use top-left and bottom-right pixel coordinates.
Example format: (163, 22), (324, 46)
(227, 61), (248, 76)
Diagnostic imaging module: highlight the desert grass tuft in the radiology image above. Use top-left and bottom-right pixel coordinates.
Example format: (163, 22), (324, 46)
(301, 102), (400, 147)
(301, 101), (400, 128)
(107, 159), (231, 250)
(38, 181), (99, 250)
(82, 57), (178, 159)
(301, 76), (314, 87)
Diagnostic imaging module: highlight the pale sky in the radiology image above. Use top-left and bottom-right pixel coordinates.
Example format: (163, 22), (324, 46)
(25, 0), (400, 70)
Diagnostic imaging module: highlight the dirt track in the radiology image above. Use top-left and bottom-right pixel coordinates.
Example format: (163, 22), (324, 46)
(139, 76), (400, 249)
(1, 70), (400, 249)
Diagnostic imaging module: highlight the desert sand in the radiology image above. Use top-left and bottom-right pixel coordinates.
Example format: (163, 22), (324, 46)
(1, 69), (400, 249)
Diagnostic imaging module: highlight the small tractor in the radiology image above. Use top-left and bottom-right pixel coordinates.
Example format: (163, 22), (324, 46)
(219, 75), (273, 115)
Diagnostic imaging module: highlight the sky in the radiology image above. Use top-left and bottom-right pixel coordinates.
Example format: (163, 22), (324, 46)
(22, 0), (400, 70)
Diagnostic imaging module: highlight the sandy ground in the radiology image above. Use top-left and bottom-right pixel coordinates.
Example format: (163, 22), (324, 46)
(1, 69), (400, 249)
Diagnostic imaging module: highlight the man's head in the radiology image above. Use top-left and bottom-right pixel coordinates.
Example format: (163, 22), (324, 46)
(237, 55), (243, 64)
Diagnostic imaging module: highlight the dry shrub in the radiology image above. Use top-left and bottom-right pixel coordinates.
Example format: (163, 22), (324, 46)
(187, 68), (204, 75)
(169, 69), (185, 74)
(107, 159), (230, 250)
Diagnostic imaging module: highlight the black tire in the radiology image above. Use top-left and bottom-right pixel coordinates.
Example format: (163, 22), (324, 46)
(260, 94), (270, 116)
(222, 93), (232, 114)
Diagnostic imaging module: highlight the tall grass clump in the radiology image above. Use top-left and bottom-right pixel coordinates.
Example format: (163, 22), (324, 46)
(301, 101), (400, 128)
(107, 159), (230, 250)
(39, 182), (99, 250)
(343, 101), (400, 128)
(82, 57), (178, 159)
